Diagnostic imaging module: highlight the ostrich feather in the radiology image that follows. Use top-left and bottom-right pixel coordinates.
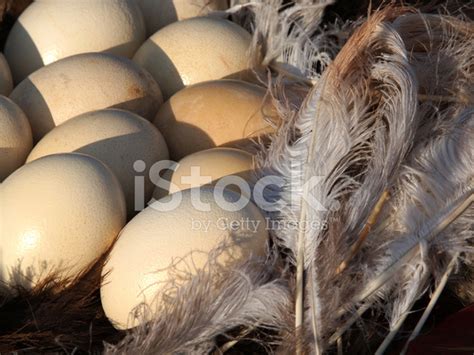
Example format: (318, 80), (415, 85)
(258, 6), (473, 353)
(401, 251), (461, 354)
(257, 7), (423, 352)
(229, 0), (336, 78)
(247, 0), (335, 78)
(373, 109), (473, 351)
(104, 246), (290, 355)
(228, 0), (351, 91)
(368, 15), (474, 343)
(328, 14), (473, 351)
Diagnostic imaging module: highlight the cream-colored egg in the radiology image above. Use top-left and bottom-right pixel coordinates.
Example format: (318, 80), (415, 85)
(27, 109), (169, 217)
(136, 0), (228, 35)
(133, 17), (251, 100)
(0, 153), (126, 290)
(0, 53), (13, 95)
(153, 80), (276, 160)
(167, 148), (253, 194)
(101, 186), (268, 329)
(0, 96), (32, 181)
(9, 53), (162, 142)
(4, 0), (146, 84)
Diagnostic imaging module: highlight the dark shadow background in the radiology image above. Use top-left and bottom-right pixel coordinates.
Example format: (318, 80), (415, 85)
(0, 0), (31, 50)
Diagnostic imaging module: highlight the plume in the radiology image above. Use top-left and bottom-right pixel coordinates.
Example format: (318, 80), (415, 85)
(104, 245), (290, 354)
(0, 255), (121, 353)
(227, 0), (352, 86)
(370, 15), (474, 349)
(257, 6), (473, 353)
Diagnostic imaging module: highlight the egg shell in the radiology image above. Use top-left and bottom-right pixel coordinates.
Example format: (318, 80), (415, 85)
(153, 79), (276, 160)
(167, 147), (253, 194)
(0, 53), (13, 95)
(133, 17), (251, 100)
(0, 96), (33, 181)
(136, 0), (228, 35)
(101, 186), (268, 329)
(27, 109), (169, 217)
(0, 153), (126, 290)
(9, 53), (163, 142)
(4, 0), (146, 84)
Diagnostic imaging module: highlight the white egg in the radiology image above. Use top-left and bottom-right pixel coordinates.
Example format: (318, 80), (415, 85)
(153, 80), (276, 160)
(0, 153), (127, 290)
(136, 0), (228, 35)
(101, 186), (268, 329)
(9, 53), (162, 142)
(0, 96), (32, 181)
(0, 53), (13, 95)
(27, 109), (169, 217)
(4, 0), (146, 84)
(133, 17), (251, 100)
(166, 147), (254, 195)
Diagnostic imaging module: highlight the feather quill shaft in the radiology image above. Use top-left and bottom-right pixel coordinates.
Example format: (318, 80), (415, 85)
(328, 189), (472, 345)
(341, 188), (472, 310)
(375, 245), (429, 355)
(336, 191), (390, 274)
(328, 302), (372, 345)
(400, 252), (460, 355)
(294, 77), (328, 354)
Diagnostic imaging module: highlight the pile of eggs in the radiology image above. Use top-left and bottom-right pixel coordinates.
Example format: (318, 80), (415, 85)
(0, 0), (275, 329)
